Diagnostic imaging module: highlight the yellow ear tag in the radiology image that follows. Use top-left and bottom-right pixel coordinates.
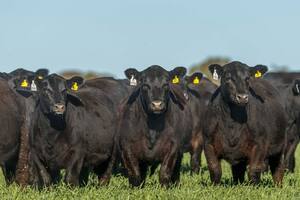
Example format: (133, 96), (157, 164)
(21, 79), (28, 88)
(172, 75), (180, 84)
(38, 76), (43, 80)
(193, 76), (200, 85)
(71, 82), (78, 91)
(255, 70), (262, 78)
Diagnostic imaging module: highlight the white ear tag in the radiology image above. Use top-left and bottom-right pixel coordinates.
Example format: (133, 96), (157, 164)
(296, 84), (300, 94)
(130, 75), (137, 86)
(213, 69), (219, 80)
(30, 80), (37, 91)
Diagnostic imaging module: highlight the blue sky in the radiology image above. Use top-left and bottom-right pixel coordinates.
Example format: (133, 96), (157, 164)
(0, 0), (299, 78)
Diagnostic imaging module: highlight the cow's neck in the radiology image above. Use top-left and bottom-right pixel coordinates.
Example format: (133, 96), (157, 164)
(146, 113), (166, 149)
(221, 99), (248, 124)
(38, 107), (66, 131)
(137, 98), (168, 149)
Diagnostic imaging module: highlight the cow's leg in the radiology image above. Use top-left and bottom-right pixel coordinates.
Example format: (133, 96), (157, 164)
(285, 137), (298, 173)
(139, 161), (148, 187)
(284, 123), (299, 172)
(171, 154), (183, 185)
(79, 167), (89, 186)
(231, 161), (247, 184)
(121, 148), (142, 187)
(269, 153), (285, 186)
(248, 146), (265, 184)
(2, 161), (16, 185)
(159, 141), (179, 188)
(98, 143), (117, 186)
(190, 131), (203, 174)
(204, 144), (222, 184)
(31, 152), (51, 187)
(49, 169), (61, 184)
(288, 154), (296, 173)
(64, 153), (84, 186)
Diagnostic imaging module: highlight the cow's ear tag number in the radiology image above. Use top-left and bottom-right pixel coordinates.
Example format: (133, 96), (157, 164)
(30, 80), (37, 91)
(193, 76), (200, 85)
(130, 75), (137, 86)
(213, 69), (219, 80)
(255, 70), (262, 78)
(71, 82), (79, 91)
(172, 75), (180, 84)
(21, 79), (29, 88)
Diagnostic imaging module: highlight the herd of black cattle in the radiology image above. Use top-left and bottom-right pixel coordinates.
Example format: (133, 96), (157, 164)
(0, 61), (299, 188)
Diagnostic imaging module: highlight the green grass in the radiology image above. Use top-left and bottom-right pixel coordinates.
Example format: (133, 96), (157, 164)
(1, 150), (300, 200)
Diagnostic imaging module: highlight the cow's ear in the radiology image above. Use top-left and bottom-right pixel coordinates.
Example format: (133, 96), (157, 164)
(187, 72), (203, 85)
(208, 64), (223, 80)
(169, 67), (187, 84)
(124, 68), (139, 86)
(249, 65), (268, 78)
(35, 68), (49, 80)
(66, 92), (84, 106)
(65, 76), (85, 106)
(15, 76), (36, 98)
(0, 72), (11, 80)
(292, 79), (300, 95)
(66, 76), (84, 92)
(127, 87), (141, 105)
(169, 84), (187, 110)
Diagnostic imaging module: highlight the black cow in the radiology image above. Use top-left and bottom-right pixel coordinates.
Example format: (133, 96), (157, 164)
(167, 72), (217, 174)
(118, 65), (193, 187)
(264, 72), (300, 172)
(17, 74), (120, 187)
(204, 61), (287, 185)
(0, 68), (48, 185)
(183, 74), (217, 174)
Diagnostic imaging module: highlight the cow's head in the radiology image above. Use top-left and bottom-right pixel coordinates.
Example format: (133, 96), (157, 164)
(209, 61), (268, 106)
(293, 79), (300, 96)
(3, 68), (49, 93)
(125, 65), (187, 115)
(35, 74), (84, 117)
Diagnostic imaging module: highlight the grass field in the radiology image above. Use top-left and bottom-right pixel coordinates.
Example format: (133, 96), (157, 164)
(1, 150), (300, 200)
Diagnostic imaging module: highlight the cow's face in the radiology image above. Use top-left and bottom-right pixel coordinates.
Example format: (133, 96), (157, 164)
(125, 65), (187, 115)
(209, 62), (268, 106)
(36, 74), (84, 116)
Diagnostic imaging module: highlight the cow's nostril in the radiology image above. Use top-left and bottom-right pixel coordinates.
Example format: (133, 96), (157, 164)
(152, 101), (162, 107)
(54, 103), (65, 111)
(236, 94), (249, 103)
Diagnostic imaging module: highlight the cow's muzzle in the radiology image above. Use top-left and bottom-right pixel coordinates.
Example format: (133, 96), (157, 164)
(52, 103), (65, 115)
(150, 100), (165, 113)
(236, 93), (249, 105)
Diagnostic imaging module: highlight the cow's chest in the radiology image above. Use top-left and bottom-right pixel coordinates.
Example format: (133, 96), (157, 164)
(215, 121), (254, 161)
(137, 129), (172, 162)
